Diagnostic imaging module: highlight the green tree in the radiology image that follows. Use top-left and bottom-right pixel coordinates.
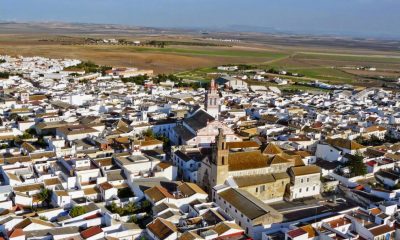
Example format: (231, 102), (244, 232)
(65, 61), (99, 73)
(109, 202), (118, 212)
(142, 129), (155, 138)
(369, 135), (382, 146)
(108, 202), (125, 215)
(100, 65), (112, 75)
(9, 113), (22, 121)
(355, 134), (383, 146)
(347, 154), (367, 177)
(128, 215), (138, 223)
(20, 130), (33, 140)
(155, 134), (171, 152)
(237, 64), (253, 70)
(121, 74), (149, 85)
(70, 205), (86, 217)
(38, 187), (53, 207)
(35, 137), (48, 148)
(0, 72), (10, 78)
(141, 200), (151, 209)
(26, 128), (36, 135)
(125, 202), (137, 214)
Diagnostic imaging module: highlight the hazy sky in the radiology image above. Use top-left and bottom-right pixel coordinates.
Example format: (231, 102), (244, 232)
(1, 0), (400, 38)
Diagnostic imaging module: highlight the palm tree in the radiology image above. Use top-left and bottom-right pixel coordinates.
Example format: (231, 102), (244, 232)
(125, 202), (136, 214)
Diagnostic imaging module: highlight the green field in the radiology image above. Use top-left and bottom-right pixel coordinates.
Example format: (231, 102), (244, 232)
(295, 52), (400, 64)
(176, 67), (222, 80)
(97, 45), (288, 58)
(175, 49), (400, 92)
(130, 46), (288, 58)
(3, 31), (400, 91)
(282, 67), (357, 84)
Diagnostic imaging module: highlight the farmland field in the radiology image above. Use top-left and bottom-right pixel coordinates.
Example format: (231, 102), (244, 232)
(1, 22), (400, 89)
(0, 34), (288, 74)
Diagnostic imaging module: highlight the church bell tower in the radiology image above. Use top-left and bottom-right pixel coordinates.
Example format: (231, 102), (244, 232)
(210, 128), (229, 189)
(205, 79), (220, 119)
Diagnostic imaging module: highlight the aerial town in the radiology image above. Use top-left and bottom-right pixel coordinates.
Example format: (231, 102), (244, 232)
(0, 54), (400, 240)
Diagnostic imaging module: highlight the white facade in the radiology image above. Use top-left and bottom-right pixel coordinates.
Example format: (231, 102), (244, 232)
(290, 173), (321, 200)
(315, 144), (342, 162)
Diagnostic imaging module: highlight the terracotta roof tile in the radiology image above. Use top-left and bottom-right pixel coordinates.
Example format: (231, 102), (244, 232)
(81, 226), (103, 239)
(145, 186), (174, 202)
(263, 143), (283, 155)
(291, 165), (321, 176)
(228, 151), (268, 171)
(147, 218), (177, 240)
(9, 229), (24, 238)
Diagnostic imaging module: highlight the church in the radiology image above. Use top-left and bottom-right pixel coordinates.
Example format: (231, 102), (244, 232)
(197, 129), (322, 203)
(205, 79), (220, 118)
(170, 79), (240, 147)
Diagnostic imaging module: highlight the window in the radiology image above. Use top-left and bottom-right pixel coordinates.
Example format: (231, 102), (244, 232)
(307, 178), (309, 182)
(313, 186), (316, 191)
(306, 187), (309, 192)
(301, 179), (304, 183)
(299, 188), (302, 193)
(255, 187), (258, 193)
(261, 185), (265, 192)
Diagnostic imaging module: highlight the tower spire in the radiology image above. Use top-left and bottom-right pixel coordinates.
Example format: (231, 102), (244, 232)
(217, 128), (224, 149)
(205, 79), (220, 118)
(210, 79), (216, 91)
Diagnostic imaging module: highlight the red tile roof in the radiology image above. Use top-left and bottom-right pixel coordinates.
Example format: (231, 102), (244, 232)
(147, 218), (177, 240)
(84, 212), (102, 220)
(328, 217), (351, 228)
(99, 182), (113, 190)
(354, 185), (364, 191)
(287, 228), (307, 238)
(9, 229), (24, 238)
(80, 226), (103, 239)
(366, 160), (377, 167)
(369, 224), (395, 236)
